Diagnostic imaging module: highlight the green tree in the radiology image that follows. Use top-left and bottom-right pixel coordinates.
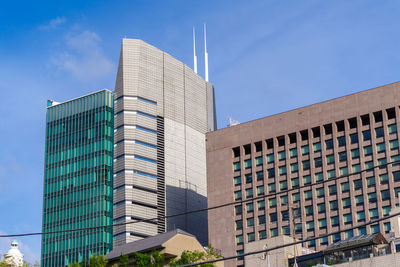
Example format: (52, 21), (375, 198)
(132, 251), (165, 267)
(169, 246), (221, 267)
(89, 254), (107, 267)
(119, 254), (129, 267)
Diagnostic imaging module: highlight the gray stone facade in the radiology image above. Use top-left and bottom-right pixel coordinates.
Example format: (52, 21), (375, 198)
(113, 39), (216, 247)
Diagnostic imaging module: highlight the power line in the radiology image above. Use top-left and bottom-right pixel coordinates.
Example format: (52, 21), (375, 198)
(179, 210), (400, 266)
(1, 158), (399, 238)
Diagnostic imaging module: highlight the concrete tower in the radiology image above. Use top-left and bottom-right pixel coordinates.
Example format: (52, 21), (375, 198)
(113, 39), (216, 247)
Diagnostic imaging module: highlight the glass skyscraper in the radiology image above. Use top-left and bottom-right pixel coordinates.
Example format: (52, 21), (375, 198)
(41, 90), (114, 267)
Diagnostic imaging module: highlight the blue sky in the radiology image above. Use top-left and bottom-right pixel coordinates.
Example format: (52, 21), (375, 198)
(1, 0), (400, 263)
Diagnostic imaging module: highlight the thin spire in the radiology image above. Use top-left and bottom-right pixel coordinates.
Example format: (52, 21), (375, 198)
(204, 23), (209, 82)
(193, 27), (198, 73)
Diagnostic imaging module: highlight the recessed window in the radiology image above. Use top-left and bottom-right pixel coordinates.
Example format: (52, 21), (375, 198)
(247, 217), (254, 227)
(341, 182), (350, 192)
(361, 114), (370, 126)
(247, 232), (255, 242)
(364, 145), (373, 156)
(244, 159), (252, 169)
(245, 188), (253, 199)
(236, 220), (243, 230)
(342, 198), (351, 209)
(259, 230), (267, 240)
(257, 185), (264, 196)
(336, 121), (345, 132)
(312, 127), (321, 138)
(369, 208), (379, 219)
(233, 176), (241, 186)
(340, 166), (348, 176)
(325, 139), (333, 150)
(357, 211), (365, 222)
(375, 127), (384, 138)
(315, 172), (324, 182)
(234, 191), (242, 201)
(290, 148), (297, 158)
(343, 213), (352, 224)
(258, 215), (266, 225)
(387, 107), (396, 120)
(256, 171), (264, 181)
(291, 178), (299, 188)
(316, 187), (325, 197)
(330, 200), (338, 211)
(280, 181), (288, 190)
(367, 177), (376, 187)
(327, 170), (336, 179)
(292, 192), (300, 203)
(269, 198), (277, 208)
(235, 205), (242, 215)
(353, 179), (362, 190)
(268, 183), (276, 193)
(233, 162), (241, 171)
(280, 195), (288, 205)
(352, 164), (361, 173)
(236, 235), (243, 245)
(278, 151), (286, 161)
(339, 151), (347, 162)
(381, 190), (390, 201)
(289, 133), (297, 144)
(302, 160), (310, 171)
(314, 157), (322, 168)
(337, 136), (346, 147)
(363, 130), (371, 141)
(279, 166), (287, 175)
(246, 203), (254, 213)
(303, 175), (311, 185)
(257, 201), (265, 210)
(350, 133), (358, 144)
(390, 140), (399, 150)
(305, 205), (313, 216)
(326, 154), (334, 165)
(268, 168), (275, 178)
(331, 216), (339, 227)
(270, 212), (277, 222)
(368, 192), (377, 203)
(300, 130), (308, 141)
(318, 203), (325, 213)
(319, 218), (327, 230)
(301, 145), (309, 155)
(373, 111), (383, 123)
(376, 142), (386, 153)
(266, 138), (274, 149)
(371, 224), (380, 234)
(329, 185), (337, 195)
(324, 124), (333, 135)
(355, 195), (364, 206)
(277, 136), (285, 147)
(270, 228), (278, 237)
(313, 142), (321, 152)
(351, 148), (360, 159)
(244, 144), (251, 155)
(266, 154), (274, 163)
(233, 147), (240, 158)
(304, 190), (312, 201)
(348, 117), (357, 129)
(245, 174), (252, 183)
(388, 124), (397, 134)
(255, 156), (263, 166)
(380, 174), (389, 185)
(255, 141), (262, 152)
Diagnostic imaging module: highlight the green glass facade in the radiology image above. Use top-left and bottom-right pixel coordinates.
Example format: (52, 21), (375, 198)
(41, 90), (114, 267)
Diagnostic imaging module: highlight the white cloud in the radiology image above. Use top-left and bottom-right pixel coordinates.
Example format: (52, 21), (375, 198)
(38, 17), (66, 31)
(0, 231), (40, 264)
(50, 30), (114, 81)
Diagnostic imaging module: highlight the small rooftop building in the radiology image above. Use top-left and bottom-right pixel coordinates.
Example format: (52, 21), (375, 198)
(4, 240), (24, 267)
(106, 229), (222, 266)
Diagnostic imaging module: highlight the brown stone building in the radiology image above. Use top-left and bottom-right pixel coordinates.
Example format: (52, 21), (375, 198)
(206, 82), (400, 266)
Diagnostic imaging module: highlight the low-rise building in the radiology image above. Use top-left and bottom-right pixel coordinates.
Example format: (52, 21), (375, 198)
(105, 229), (222, 266)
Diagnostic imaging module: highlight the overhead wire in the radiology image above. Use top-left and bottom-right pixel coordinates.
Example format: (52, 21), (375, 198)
(1, 158), (400, 238)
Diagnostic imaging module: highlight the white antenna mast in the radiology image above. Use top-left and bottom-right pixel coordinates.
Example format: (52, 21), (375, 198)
(204, 23), (209, 82)
(193, 27), (198, 73)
